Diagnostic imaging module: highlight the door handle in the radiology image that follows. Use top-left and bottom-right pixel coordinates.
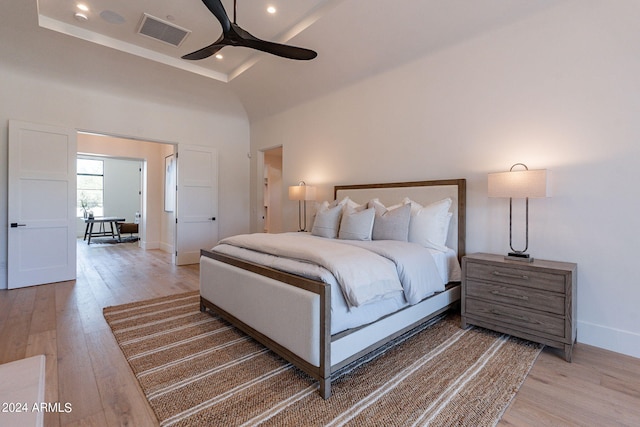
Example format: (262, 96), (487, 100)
(211, 217), (216, 221)
(10, 223), (26, 228)
(492, 270), (529, 280)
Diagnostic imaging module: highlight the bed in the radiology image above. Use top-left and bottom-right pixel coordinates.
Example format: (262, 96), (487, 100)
(199, 179), (466, 399)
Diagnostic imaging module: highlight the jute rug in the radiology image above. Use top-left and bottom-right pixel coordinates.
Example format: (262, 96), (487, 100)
(104, 291), (542, 427)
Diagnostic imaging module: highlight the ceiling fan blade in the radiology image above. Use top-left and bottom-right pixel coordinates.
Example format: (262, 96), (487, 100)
(181, 36), (227, 60)
(201, 0), (231, 33)
(243, 38), (317, 61)
(231, 25), (317, 60)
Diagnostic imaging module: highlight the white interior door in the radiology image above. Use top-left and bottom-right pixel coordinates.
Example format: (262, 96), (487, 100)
(8, 120), (77, 288)
(175, 145), (218, 265)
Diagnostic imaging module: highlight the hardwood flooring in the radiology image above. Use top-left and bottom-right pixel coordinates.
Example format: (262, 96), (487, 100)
(0, 241), (198, 427)
(0, 240), (638, 426)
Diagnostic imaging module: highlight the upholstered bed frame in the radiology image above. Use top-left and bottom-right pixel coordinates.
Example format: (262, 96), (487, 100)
(199, 179), (466, 399)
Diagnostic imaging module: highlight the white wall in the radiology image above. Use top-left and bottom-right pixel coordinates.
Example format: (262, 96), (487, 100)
(103, 158), (141, 223)
(250, 1), (640, 358)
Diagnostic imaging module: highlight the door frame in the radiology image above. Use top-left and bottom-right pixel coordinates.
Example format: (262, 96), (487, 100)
(257, 145), (283, 234)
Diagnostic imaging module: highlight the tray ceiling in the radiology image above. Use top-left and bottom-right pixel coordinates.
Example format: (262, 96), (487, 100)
(37, 0), (340, 82)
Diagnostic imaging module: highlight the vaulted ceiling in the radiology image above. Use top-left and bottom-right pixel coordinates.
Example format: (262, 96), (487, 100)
(7, 0), (566, 121)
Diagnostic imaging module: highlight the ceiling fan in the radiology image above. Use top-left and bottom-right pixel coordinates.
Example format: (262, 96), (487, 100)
(182, 0), (317, 61)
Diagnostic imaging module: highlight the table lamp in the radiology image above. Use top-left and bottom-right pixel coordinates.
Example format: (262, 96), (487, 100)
(488, 163), (550, 262)
(288, 181), (316, 232)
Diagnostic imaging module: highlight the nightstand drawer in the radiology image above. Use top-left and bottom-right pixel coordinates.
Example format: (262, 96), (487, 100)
(466, 262), (565, 293)
(465, 298), (565, 338)
(465, 279), (565, 315)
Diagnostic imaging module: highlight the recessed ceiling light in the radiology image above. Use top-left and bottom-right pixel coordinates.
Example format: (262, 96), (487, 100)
(77, 4), (89, 12)
(74, 12), (88, 22)
(267, 6), (276, 14)
(215, 54), (223, 60)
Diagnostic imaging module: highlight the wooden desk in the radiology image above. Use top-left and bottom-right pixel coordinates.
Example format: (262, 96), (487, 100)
(83, 217), (126, 244)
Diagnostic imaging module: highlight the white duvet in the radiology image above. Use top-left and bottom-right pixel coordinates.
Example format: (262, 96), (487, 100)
(216, 232), (444, 307)
(338, 239), (445, 305)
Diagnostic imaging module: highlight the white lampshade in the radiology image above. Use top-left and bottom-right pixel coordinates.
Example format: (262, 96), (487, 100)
(288, 184), (316, 201)
(488, 169), (550, 199)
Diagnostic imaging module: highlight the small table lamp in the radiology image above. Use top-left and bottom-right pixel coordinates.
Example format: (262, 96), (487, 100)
(488, 163), (550, 262)
(288, 181), (316, 232)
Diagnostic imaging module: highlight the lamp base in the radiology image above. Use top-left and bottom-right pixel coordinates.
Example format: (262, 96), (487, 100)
(505, 252), (534, 263)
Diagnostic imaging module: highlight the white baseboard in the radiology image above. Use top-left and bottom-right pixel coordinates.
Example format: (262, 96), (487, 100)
(159, 241), (174, 254)
(577, 320), (640, 359)
(141, 240), (161, 250)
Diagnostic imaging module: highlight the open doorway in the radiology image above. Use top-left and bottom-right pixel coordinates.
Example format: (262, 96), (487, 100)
(261, 146), (283, 233)
(77, 131), (176, 256)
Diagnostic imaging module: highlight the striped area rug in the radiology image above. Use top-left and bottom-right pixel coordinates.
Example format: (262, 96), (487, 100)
(103, 291), (542, 427)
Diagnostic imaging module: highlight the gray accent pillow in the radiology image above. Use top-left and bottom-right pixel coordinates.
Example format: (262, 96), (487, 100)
(338, 206), (375, 241)
(370, 201), (411, 241)
(311, 202), (343, 238)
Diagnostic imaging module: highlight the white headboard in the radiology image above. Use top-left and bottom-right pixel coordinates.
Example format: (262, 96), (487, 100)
(334, 179), (466, 259)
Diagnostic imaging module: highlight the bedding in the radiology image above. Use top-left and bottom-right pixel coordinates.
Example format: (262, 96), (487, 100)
(339, 239), (444, 304)
(217, 232), (444, 307)
(213, 233), (456, 334)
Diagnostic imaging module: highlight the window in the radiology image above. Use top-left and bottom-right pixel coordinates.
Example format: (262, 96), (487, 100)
(77, 158), (104, 217)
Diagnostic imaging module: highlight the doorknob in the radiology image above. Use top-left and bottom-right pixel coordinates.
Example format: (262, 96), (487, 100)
(10, 223), (26, 228)
(211, 217), (216, 221)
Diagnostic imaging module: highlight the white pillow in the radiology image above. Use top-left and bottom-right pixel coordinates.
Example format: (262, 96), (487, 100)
(339, 196), (365, 212)
(404, 197), (453, 250)
(369, 199), (411, 241)
(311, 201), (343, 238)
(369, 198), (403, 211)
(339, 206), (375, 241)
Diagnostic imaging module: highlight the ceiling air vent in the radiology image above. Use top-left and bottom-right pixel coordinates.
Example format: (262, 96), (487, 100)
(137, 13), (191, 47)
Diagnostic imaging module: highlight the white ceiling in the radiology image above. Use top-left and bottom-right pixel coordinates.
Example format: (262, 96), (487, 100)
(16, 0), (567, 121)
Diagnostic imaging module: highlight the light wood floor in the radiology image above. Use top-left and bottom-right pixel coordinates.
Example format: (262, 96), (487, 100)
(1, 241), (639, 426)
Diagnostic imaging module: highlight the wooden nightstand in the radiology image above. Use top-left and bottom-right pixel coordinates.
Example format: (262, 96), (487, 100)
(461, 253), (577, 362)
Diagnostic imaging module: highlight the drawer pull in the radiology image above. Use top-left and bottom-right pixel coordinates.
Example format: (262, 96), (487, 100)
(492, 270), (529, 280)
(489, 309), (528, 322)
(489, 309), (542, 325)
(490, 290), (529, 301)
